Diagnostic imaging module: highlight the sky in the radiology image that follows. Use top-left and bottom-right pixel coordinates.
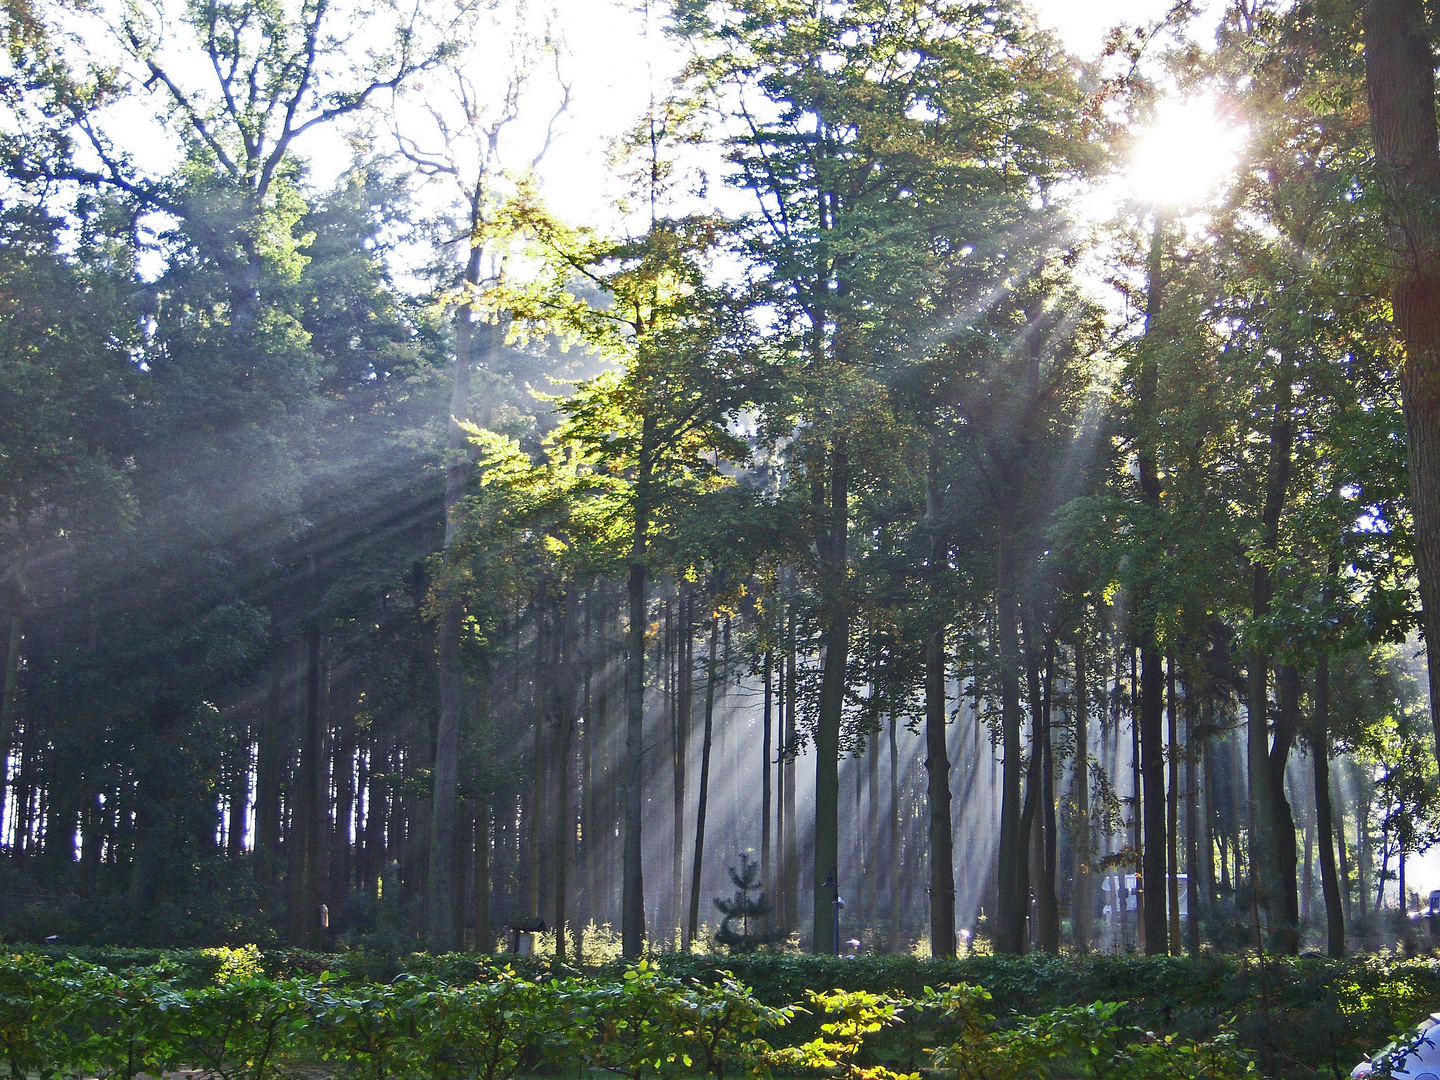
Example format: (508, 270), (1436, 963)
(516, 0), (1221, 231)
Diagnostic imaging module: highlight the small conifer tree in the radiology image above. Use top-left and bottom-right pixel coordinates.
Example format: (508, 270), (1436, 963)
(713, 852), (781, 953)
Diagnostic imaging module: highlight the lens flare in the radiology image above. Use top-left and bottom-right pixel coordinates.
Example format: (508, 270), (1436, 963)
(1126, 95), (1246, 208)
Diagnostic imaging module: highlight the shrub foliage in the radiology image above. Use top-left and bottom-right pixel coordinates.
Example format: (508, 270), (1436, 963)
(8, 949), (1436, 1079)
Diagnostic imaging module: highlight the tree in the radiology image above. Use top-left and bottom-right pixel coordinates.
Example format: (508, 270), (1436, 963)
(1360, 0), (1440, 766)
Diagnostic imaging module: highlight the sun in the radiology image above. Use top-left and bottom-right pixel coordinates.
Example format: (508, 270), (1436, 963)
(1125, 95), (1247, 209)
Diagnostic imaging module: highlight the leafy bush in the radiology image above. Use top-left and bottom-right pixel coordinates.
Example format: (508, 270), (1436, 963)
(14, 948), (1440, 1078)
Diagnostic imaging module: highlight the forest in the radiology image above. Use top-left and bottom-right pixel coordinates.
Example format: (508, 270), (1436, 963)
(4, 0), (1440, 976)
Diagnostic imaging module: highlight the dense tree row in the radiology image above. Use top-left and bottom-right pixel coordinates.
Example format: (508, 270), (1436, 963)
(1, 0), (1439, 959)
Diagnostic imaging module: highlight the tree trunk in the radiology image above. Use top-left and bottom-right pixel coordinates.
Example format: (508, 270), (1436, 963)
(812, 444), (849, 954)
(1184, 685), (1201, 955)
(762, 650), (773, 905)
(674, 591), (691, 938)
(474, 796), (491, 953)
(1335, 777), (1353, 929)
(1247, 342), (1296, 952)
(888, 707), (900, 951)
(622, 421), (655, 958)
(1200, 724), (1217, 926)
(994, 517), (1027, 954)
(304, 624), (326, 949)
(0, 543), (26, 848)
(1167, 658), (1180, 954)
(1038, 639), (1060, 952)
(553, 588), (578, 962)
(254, 650), (284, 903)
(1138, 641), (1166, 955)
(1017, 634), (1044, 952)
(1133, 215), (1166, 957)
(430, 230), (484, 953)
(526, 604), (547, 920)
(1268, 664), (1301, 952)
(924, 446), (955, 956)
(1314, 644), (1344, 956)
(866, 687), (879, 935)
(1362, 0), (1440, 761)
(783, 626), (799, 934)
(687, 617), (720, 947)
(1073, 636), (1092, 953)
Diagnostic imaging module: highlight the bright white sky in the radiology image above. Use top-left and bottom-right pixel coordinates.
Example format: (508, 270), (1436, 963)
(497, 0), (1219, 232)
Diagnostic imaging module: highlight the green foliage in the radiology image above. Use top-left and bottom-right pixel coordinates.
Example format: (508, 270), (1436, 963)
(31, 950), (1440, 1078)
(777, 988), (916, 1080)
(0, 953), (89, 1080)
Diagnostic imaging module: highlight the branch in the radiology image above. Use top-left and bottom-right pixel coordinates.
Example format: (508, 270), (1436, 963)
(530, 42), (572, 171)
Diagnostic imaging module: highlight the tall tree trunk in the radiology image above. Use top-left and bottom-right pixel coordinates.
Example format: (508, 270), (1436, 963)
(924, 446), (955, 956)
(1200, 724), (1217, 927)
(1133, 214), (1167, 957)
(304, 624), (326, 949)
(888, 707), (900, 951)
(0, 542), (27, 848)
(866, 687), (879, 935)
(813, 444), (849, 953)
(553, 588), (577, 961)
(783, 626), (799, 934)
(288, 627), (324, 947)
(1362, 0), (1440, 760)
(673, 591), (691, 938)
(1247, 346), (1297, 953)
(687, 618), (720, 947)
(1184, 685), (1201, 955)
(1017, 632), (1044, 952)
(1269, 664), (1301, 952)
(622, 422), (655, 958)
(255, 650), (284, 904)
(526, 604), (547, 920)
(1313, 640), (1344, 956)
(1138, 640), (1165, 955)
(994, 516), (1027, 955)
(430, 227), (484, 954)
(1038, 639), (1060, 952)
(1335, 776), (1353, 929)
(762, 650), (773, 908)
(1073, 636), (1092, 953)
(1167, 658), (1180, 955)
(474, 796), (491, 953)
(775, 644), (787, 930)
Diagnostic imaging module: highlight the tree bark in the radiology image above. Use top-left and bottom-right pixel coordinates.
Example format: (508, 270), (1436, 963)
(1268, 664), (1301, 952)
(924, 446), (956, 956)
(673, 591), (691, 938)
(1314, 644), (1344, 956)
(474, 796), (491, 953)
(622, 417), (656, 958)
(812, 444), (849, 953)
(1073, 637), (1092, 952)
(429, 225), (484, 953)
(1038, 639), (1060, 952)
(1133, 214), (1167, 957)
(254, 649), (284, 904)
(1167, 658), (1180, 954)
(994, 516), (1027, 954)
(783, 623), (799, 934)
(553, 588), (578, 961)
(762, 649), (773, 907)
(1362, 0), (1440, 762)
(0, 543), (27, 849)
(1247, 342), (1296, 953)
(1184, 685), (1201, 955)
(687, 617), (720, 948)
(888, 707), (901, 951)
